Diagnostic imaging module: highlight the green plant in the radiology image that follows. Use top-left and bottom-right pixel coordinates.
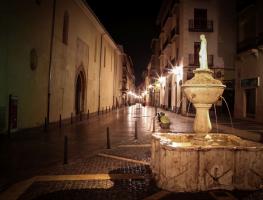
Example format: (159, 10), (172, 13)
(160, 115), (170, 124)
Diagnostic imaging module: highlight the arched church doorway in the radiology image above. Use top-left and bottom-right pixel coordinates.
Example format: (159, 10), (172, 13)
(75, 71), (86, 114)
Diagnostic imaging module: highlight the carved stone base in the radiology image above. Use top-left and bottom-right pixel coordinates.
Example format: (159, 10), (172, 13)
(151, 133), (263, 192)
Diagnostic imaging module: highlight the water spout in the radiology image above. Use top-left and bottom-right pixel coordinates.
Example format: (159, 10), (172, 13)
(176, 97), (186, 115)
(187, 101), (192, 117)
(220, 96), (234, 131)
(213, 104), (219, 134)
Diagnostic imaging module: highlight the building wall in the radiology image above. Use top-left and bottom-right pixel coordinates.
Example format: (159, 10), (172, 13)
(157, 0), (236, 114)
(235, 54), (263, 122)
(1, 1), (53, 130)
(0, 0), (123, 133)
(0, 1), (10, 132)
(234, 0), (263, 123)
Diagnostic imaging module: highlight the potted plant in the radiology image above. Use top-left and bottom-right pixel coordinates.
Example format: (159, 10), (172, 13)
(160, 115), (170, 129)
(157, 112), (165, 122)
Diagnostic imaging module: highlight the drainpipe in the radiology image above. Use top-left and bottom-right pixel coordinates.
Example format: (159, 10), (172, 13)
(47, 0), (56, 124)
(98, 33), (105, 112)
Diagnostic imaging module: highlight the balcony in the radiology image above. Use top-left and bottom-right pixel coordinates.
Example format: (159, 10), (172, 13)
(170, 26), (179, 40)
(188, 54), (214, 67)
(188, 19), (213, 32)
(162, 38), (170, 50)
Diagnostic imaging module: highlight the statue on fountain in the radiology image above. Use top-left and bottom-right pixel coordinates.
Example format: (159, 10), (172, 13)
(182, 34), (225, 133)
(199, 34), (208, 69)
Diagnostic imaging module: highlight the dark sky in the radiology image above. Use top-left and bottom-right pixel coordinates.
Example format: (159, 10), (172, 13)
(86, 0), (162, 86)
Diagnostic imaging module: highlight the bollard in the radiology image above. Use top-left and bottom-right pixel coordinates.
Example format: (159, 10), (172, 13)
(135, 121), (138, 140)
(106, 127), (111, 149)
(87, 109), (89, 119)
(71, 113), (73, 124)
(64, 136), (68, 164)
(59, 114), (62, 128)
(44, 117), (48, 132)
(153, 119), (156, 132)
(98, 108), (100, 115)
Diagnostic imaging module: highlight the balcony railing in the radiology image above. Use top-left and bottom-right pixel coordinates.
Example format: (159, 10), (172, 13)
(162, 38), (170, 50)
(188, 54), (214, 66)
(188, 19), (213, 32)
(170, 26), (179, 40)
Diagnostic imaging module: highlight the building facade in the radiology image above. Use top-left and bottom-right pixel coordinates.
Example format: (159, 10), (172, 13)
(0, 0), (126, 133)
(119, 46), (136, 105)
(146, 39), (161, 106)
(156, 0), (236, 114)
(234, 0), (263, 122)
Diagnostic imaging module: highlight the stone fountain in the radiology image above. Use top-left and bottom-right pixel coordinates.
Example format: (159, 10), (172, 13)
(151, 34), (263, 192)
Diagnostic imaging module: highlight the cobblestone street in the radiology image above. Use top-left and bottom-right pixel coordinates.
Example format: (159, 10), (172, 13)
(1, 105), (263, 200)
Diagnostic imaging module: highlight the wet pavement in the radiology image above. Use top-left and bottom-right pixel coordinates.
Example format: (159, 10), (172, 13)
(0, 105), (154, 190)
(0, 104), (263, 199)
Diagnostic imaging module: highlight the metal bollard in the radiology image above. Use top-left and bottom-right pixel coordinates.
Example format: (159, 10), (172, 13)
(64, 136), (68, 165)
(59, 114), (62, 128)
(98, 108), (100, 115)
(135, 121), (138, 140)
(71, 113), (73, 124)
(107, 127), (111, 149)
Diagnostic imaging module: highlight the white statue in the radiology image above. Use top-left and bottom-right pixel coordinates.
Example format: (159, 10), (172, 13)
(199, 34), (208, 69)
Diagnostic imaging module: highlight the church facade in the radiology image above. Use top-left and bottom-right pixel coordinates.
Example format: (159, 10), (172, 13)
(0, 0), (127, 133)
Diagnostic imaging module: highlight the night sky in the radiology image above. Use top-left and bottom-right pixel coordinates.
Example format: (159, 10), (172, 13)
(86, 0), (162, 86)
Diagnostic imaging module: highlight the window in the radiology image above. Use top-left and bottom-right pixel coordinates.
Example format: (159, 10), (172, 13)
(194, 42), (200, 65)
(30, 48), (38, 70)
(63, 11), (69, 45)
(194, 8), (207, 29)
(104, 47), (106, 67)
(111, 51), (113, 71)
(94, 36), (97, 62)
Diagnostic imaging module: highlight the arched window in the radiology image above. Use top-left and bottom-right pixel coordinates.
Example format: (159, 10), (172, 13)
(62, 11), (69, 45)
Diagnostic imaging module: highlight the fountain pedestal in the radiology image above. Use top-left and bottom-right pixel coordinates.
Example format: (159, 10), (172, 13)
(182, 69), (225, 133)
(193, 103), (212, 133)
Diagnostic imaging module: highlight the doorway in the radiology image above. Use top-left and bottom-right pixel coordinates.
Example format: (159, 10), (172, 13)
(75, 71), (86, 114)
(194, 42), (200, 65)
(245, 88), (256, 118)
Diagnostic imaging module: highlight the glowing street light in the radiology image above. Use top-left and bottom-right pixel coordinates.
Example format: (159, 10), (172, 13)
(158, 76), (166, 85)
(148, 84), (153, 89)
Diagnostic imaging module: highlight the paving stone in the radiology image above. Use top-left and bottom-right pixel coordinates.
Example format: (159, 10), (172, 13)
(18, 179), (159, 200)
(101, 146), (151, 163)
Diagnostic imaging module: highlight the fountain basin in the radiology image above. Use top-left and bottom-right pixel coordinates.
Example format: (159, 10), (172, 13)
(182, 84), (225, 104)
(151, 133), (263, 192)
